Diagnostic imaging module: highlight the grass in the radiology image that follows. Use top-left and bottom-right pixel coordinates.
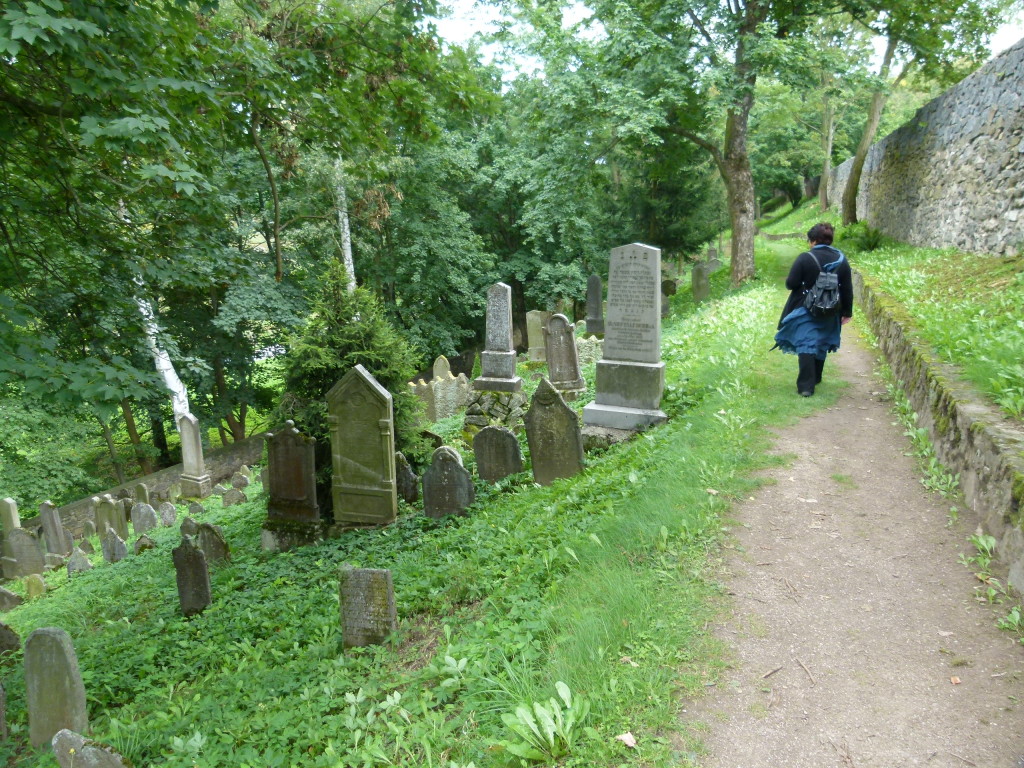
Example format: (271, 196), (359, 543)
(0, 244), (844, 768)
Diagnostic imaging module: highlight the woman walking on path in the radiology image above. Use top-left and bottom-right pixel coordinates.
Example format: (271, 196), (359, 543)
(774, 222), (853, 396)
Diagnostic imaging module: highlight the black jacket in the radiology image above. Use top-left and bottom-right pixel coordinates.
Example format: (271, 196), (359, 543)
(778, 244), (854, 328)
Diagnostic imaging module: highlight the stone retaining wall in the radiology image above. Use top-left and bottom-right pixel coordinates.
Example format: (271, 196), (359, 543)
(830, 39), (1024, 255)
(854, 272), (1024, 590)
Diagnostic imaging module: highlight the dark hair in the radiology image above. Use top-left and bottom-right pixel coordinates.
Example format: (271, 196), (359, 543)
(807, 222), (834, 245)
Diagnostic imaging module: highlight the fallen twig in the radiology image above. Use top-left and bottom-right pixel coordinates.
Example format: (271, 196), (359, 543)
(761, 665), (784, 679)
(796, 656), (816, 686)
(827, 737), (855, 767)
(949, 753), (977, 767)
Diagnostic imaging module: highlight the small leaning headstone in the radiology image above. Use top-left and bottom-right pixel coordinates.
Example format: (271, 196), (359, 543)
(543, 314), (585, 397)
(395, 452), (419, 504)
(25, 573), (47, 599)
(0, 587), (23, 612)
(101, 530), (127, 564)
(66, 549), (92, 576)
(172, 536), (211, 617)
(24, 627), (89, 748)
(339, 566), (397, 648)
(473, 426), (524, 484)
(131, 503), (158, 535)
(52, 729), (130, 768)
(524, 378), (585, 486)
(39, 501), (73, 556)
(134, 536), (156, 555)
(422, 446), (476, 519)
(0, 622), (21, 655)
(196, 523), (230, 565)
(180, 517), (199, 537)
(222, 489), (247, 507)
(160, 502), (179, 527)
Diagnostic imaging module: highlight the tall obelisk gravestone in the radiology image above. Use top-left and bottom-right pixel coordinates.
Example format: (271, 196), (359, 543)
(472, 283), (522, 393)
(582, 243), (667, 430)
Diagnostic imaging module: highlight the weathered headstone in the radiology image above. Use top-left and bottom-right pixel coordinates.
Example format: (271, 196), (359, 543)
(422, 447), (475, 519)
(66, 548), (93, 576)
(237, 464), (252, 478)
(409, 377), (437, 422)
(265, 421), (319, 524)
(196, 523), (230, 564)
(2, 528), (45, 579)
(473, 426), (524, 483)
(134, 535), (156, 555)
(661, 278), (677, 319)
(172, 536), (211, 617)
(691, 262), (711, 304)
(472, 282), (522, 393)
(327, 365), (398, 526)
(180, 517), (199, 537)
(544, 314), (585, 396)
(131, 503), (159, 535)
(25, 627), (89, 747)
(430, 356), (471, 420)
(576, 336), (603, 368)
(176, 413), (211, 498)
(395, 452), (419, 504)
(77, 538), (95, 555)
(165, 482), (182, 502)
(101, 530), (127, 564)
(222, 488), (247, 507)
(133, 482), (150, 505)
(585, 273), (605, 337)
(0, 497), (20, 537)
(339, 566), (397, 648)
(38, 501), (72, 557)
(583, 243), (668, 430)
(52, 729), (130, 768)
(0, 588), (22, 612)
(160, 502), (178, 527)
(526, 310), (554, 362)
(94, 495), (128, 541)
(0, 622), (20, 655)
(187, 501), (204, 518)
(230, 473), (250, 490)
(44, 553), (65, 571)
(259, 466), (268, 488)
(525, 378), (585, 486)
(25, 573), (46, 598)
(81, 519), (96, 539)
(212, 484), (230, 496)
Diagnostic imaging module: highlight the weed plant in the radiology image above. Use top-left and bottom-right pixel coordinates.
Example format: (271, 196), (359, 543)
(0, 246), (839, 767)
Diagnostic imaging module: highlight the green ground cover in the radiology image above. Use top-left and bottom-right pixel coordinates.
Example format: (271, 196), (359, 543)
(0, 248), (841, 768)
(758, 203), (1024, 422)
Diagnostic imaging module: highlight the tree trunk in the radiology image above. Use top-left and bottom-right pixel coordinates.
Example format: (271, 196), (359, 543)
(149, 407), (172, 467)
(120, 399), (154, 475)
(97, 417), (126, 485)
(334, 157), (357, 292)
(507, 276), (529, 354)
(820, 84), (834, 210)
(212, 356), (246, 443)
(841, 88), (887, 225)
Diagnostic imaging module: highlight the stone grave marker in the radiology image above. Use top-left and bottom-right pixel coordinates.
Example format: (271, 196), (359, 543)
(67, 549), (92, 576)
(395, 452), (419, 504)
(585, 273), (605, 336)
(101, 530), (127, 564)
(230, 473), (250, 490)
(222, 489), (247, 507)
(472, 282), (522, 393)
(327, 365), (398, 526)
(180, 517), (199, 537)
(196, 523), (230, 565)
(583, 243), (667, 430)
(525, 378), (585, 486)
(44, 553), (65, 570)
(133, 482), (150, 505)
(176, 413), (212, 498)
(237, 464), (251, 478)
(0, 622), (20, 655)
(77, 538), (94, 555)
(212, 484), (230, 496)
(431, 356), (470, 420)
(409, 377), (437, 422)
(473, 426), (523, 483)
(81, 519), (96, 539)
(1, 497), (20, 537)
(526, 310), (554, 362)
(25, 627), (89, 747)
(187, 501), (204, 518)
(339, 566), (397, 648)
(172, 536), (211, 617)
(160, 502), (179, 527)
(95, 496), (128, 541)
(52, 729), (130, 768)
(134, 535), (156, 555)
(691, 262), (711, 304)
(38, 501), (72, 557)
(576, 336), (603, 368)
(2, 528), (44, 579)
(165, 482), (182, 502)
(0, 587), (23, 612)
(422, 446), (475, 519)
(661, 278), (677, 319)
(25, 573), (46, 599)
(544, 314), (585, 397)
(131, 503), (159, 535)
(265, 420), (319, 524)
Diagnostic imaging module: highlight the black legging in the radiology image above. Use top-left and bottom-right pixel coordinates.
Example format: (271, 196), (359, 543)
(797, 354), (826, 394)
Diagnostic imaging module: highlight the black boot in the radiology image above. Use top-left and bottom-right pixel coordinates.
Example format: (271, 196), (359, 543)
(797, 354), (817, 396)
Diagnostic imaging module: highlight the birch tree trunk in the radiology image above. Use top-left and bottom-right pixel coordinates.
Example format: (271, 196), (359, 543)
(334, 157), (357, 293)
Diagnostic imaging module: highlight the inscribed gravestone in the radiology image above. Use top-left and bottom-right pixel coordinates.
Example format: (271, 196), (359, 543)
(131, 504), (158, 535)
(39, 502), (72, 556)
(172, 536), (211, 617)
(176, 413), (212, 498)
(196, 523), (230, 565)
(101, 531), (127, 564)
(327, 365), (398, 526)
(25, 627), (89, 747)
(133, 483), (150, 505)
(691, 262), (711, 304)
(339, 566), (397, 648)
(526, 310), (554, 362)
(422, 447), (475, 519)
(265, 421), (319, 524)
(583, 243), (668, 430)
(585, 273), (605, 336)
(544, 314), (585, 395)
(180, 517), (199, 537)
(67, 549), (92, 576)
(395, 452), (419, 504)
(524, 378), (585, 486)
(52, 729), (130, 768)
(160, 502), (178, 527)
(472, 283), (522, 393)
(2, 528), (44, 579)
(473, 426), (523, 484)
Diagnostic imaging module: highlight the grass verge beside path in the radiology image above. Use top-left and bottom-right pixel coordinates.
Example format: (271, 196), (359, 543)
(0, 250), (839, 768)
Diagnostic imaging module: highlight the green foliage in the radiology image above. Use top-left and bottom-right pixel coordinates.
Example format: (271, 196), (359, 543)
(497, 682), (590, 763)
(835, 222), (887, 252)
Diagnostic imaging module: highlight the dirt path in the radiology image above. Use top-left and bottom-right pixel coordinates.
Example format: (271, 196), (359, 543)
(685, 327), (1024, 767)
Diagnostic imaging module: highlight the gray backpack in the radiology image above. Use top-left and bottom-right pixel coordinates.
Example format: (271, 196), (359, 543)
(802, 253), (841, 318)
